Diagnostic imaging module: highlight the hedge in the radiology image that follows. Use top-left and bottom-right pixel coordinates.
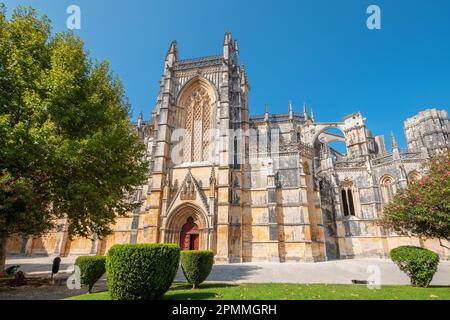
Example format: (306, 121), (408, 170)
(390, 246), (439, 287)
(106, 244), (180, 300)
(75, 256), (106, 294)
(180, 250), (214, 289)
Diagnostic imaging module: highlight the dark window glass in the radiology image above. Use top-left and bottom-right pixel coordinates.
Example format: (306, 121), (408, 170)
(347, 189), (355, 216)
(341, 189), (349, 216)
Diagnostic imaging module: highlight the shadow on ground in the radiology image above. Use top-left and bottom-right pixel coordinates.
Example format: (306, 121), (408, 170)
(0, 278), (106, 300)
(171, 283), (237, 290)
(176, 264), (262, 282)
(165, 292), (217, 300)
(166, 283), (237, 300)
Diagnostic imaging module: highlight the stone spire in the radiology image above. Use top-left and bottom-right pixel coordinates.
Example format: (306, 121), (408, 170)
(390, 131), (398, 150)
(303, 102), (308, 121)
(288, 101), (293, 120)
(234, 40), (239, 57)
(310, 107), (315, 122)
(240, 65), (248, 86)
(264, 103), (269, 122)
(165, 40), (178, 69)
(223, 32), (233, 62)
(137, 111), (143, 128)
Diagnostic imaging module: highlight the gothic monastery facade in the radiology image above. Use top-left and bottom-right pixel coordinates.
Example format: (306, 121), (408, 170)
(7, 33), (450, 262)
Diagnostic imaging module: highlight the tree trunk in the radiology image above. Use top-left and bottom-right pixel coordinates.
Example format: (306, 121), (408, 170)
(0, 233), (8, 277)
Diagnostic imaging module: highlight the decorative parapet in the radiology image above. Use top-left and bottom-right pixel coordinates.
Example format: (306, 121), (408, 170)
(173, 55), (224, 71)
(400, 151), (422, 161)
(298, 141), (314, 159)
(130, 120), (152, 127)
(370, 149), (423, 167)
(371, 154), (393, 166)
(335, 160), (366, 169)
(250, 113), (306, 123)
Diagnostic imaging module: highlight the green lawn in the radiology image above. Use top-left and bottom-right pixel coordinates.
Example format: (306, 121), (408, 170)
(68, 283), (450, 300)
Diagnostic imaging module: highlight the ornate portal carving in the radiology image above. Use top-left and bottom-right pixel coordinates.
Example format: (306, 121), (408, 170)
(180, 176), (196, 200)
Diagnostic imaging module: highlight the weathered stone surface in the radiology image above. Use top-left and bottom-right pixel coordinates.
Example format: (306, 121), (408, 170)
(7, 34), (449, 263)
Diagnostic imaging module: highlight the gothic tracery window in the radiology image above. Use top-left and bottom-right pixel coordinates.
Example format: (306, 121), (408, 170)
(182, 87), (212, 163)
(380, 175), (396, 204)
(340, 180), (356, 216)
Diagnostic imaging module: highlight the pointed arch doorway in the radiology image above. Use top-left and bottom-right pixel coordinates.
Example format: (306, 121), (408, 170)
(163, 203), (211, 251)
(180, 217), (200, 251)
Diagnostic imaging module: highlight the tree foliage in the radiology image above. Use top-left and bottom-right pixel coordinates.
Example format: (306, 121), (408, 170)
(0, 5), (147, 270)
(380, 151), (450, 247)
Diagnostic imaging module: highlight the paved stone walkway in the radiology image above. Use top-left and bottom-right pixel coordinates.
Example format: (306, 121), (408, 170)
(6, 255), (450, 285)
(175, 259), (450, 286)
(4, 256), (78, 276)
(1, 256), (449, 300)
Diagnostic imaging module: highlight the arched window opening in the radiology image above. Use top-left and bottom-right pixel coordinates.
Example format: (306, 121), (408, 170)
(178, 80), (214, 163)
(347, 189), (355, 216)
(380, 176), (396, 204)
(341, 189), (349, 216)
(340, 180), (356, 217)
(407, 171), (422, 184)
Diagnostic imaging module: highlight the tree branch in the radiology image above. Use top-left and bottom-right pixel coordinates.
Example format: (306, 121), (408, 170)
(438, 238), (450, 250)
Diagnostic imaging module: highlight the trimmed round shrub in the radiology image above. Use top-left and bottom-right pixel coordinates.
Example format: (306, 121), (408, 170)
(106, 244), (180, 300)
(75, 256), (106, 293)
(390, 246), (439, 287)
(180, 250), (214, 289)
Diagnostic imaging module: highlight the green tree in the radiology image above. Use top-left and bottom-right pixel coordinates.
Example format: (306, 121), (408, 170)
(0, 5), (147, 274)
(380, 151), (450, 249)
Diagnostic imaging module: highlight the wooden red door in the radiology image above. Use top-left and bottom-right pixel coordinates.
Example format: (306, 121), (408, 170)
(190, 234), (199, 250)
(180, 233), (190, 251)
(180, 217), (199, 251)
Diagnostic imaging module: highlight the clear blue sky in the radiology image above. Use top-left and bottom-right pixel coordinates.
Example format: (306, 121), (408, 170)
(3, 0), (450, 148)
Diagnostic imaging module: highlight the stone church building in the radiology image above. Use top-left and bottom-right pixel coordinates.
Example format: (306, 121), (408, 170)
(7, 33), (450, 262)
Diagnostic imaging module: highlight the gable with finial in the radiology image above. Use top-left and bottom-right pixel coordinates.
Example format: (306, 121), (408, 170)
(166, 168), (210, 217)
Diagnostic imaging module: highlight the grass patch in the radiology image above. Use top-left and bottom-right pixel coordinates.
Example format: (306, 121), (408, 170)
(68, 283), (450, 300)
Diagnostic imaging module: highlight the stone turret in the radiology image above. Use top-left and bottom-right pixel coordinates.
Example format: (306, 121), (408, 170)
(343, 112), (371, 158)
(404, 108), (449, 156)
